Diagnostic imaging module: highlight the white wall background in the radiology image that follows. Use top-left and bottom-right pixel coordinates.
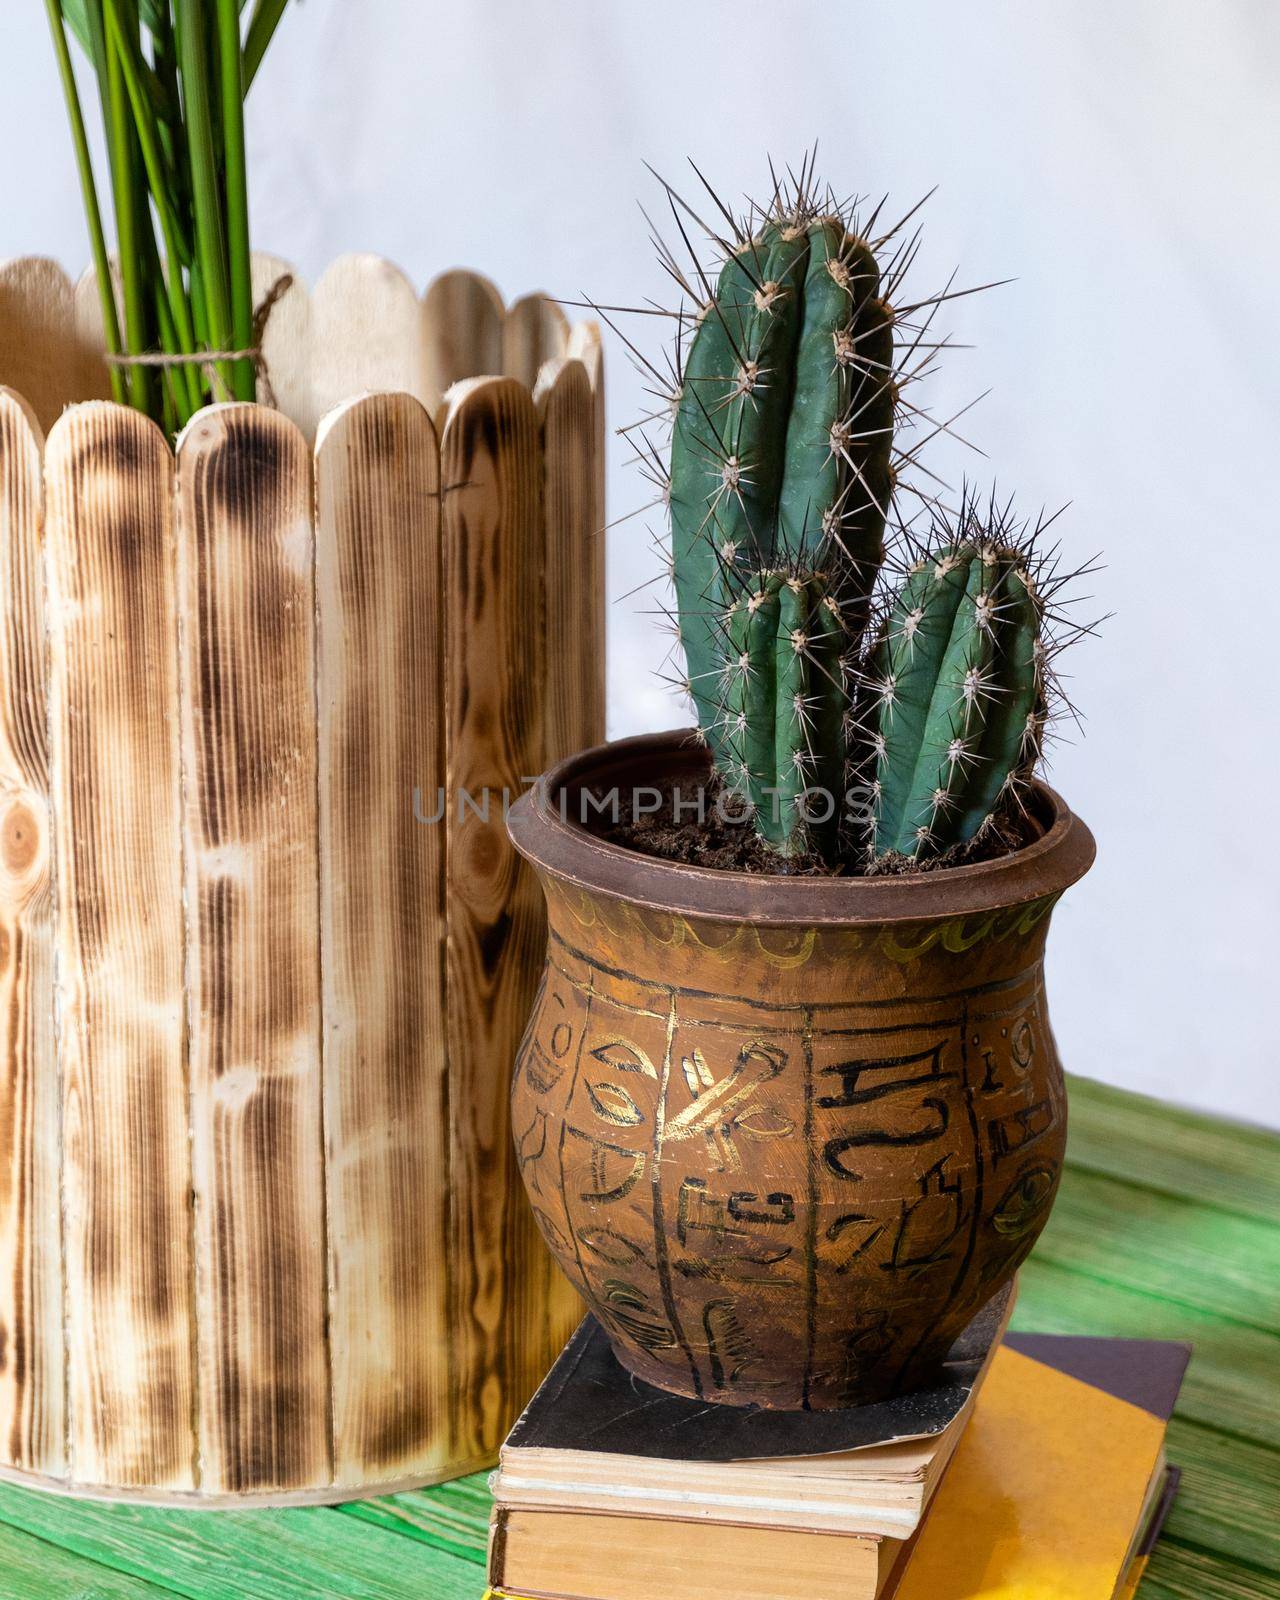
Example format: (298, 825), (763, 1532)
(4, 0), (1278, 1128)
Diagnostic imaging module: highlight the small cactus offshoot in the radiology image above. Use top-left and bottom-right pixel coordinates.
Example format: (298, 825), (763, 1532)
(862, 520), (1046, 862)
(609, 156), (1092, 872)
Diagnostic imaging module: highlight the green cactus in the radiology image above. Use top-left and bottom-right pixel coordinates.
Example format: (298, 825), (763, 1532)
(719, 571), (849, 855)
(666, 188), (896, 857)
(862, 532), (1045, 862)
(637, 162), (1077, 871)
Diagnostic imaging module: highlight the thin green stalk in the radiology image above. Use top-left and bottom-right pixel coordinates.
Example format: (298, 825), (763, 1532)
(43, 0), (125, 401)
(242, 0), (287, 91)
(148, 10), (192, 234)
(189, 251), (211, 351)
(103, 0), (203, 416)
(102, 0), (192, 264)
(104, 15), (154, 416)
(215, 0), (254, 400)
(148, 257), (185, 430)
(174, 0), (234, 400)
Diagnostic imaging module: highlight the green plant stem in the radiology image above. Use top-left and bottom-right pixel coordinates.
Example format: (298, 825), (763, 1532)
(54, 0), (287, 430)
(43, 0), (125, 402)
(102, 0), (192, 264)
(242, 0), (287, 91)
(104, 17), (154, 416)
(141, 228), (200, 428)
(175, 0), (233, 400)
(215, 0), (254, 400)
(102, 0), (203, 418)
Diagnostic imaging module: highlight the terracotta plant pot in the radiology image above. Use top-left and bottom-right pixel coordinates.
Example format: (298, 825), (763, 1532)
(507, 730), (1095, 1411)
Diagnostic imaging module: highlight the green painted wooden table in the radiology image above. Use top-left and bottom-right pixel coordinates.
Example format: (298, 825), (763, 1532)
(1, 1076), (1276, 1600)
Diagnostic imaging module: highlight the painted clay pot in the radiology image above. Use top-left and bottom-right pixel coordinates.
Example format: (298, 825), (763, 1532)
(507, 731), (1095, 1410)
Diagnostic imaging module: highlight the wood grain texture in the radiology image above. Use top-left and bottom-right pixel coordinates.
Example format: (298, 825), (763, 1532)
(0, 260), (109, 433)
(251, 254), (316, 443)
(0, 1514), (173, 1600)
(0, 1476), (483, 1600)
(175, 404), (329, 1494)
(45, 403), (195, 1491)
(338, 1470), (490, 1563)
(310, 256), (425, 427)
(535, 357), (602, 765)
(502, 295), (568, 390)
(440, 377), (579, 1461)
(0, 263), (608, 1498)
(0, 390), (61, 1478)
(0, 1077), (1275, 1594)
(421, 271), (505, 419)
(314, 393), (449, 1486)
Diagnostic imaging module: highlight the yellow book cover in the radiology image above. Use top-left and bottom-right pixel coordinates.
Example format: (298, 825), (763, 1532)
(884, 1345), (1170, 1600)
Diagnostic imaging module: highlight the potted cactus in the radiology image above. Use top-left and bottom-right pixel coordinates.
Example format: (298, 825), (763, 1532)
(508, 163), (1095, 1410)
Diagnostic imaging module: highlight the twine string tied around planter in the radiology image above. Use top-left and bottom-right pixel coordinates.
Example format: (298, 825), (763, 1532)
(104, 273), (294, 408)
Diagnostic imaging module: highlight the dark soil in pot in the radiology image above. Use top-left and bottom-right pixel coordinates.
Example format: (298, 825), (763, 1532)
(581, 751), (1038, 877)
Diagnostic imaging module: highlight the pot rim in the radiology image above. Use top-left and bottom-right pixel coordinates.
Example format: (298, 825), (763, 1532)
(508, 729), (1096, 927)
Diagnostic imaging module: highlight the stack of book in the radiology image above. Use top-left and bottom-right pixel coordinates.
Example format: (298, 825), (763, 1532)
(486, 1290), (1187, 1600)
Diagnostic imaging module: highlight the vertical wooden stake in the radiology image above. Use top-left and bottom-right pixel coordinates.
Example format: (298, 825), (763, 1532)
(442, 377), (578, 1461)
(310, 256), (426, 425)
(315, 392), (450, 1485)
(536, 357), (601, 764)
(251, 254), (315, 443)
(0, 262), (109, 435)
(45, 402), (194, 1489)
(176, 403), (329, 1495)
(421, 270), (506, 419)
(502, 296), (569, 392)
(0, 390), (62, 1478)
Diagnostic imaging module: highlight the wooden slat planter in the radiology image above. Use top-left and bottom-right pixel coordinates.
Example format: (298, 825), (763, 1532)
(0, 255), (604, 1505)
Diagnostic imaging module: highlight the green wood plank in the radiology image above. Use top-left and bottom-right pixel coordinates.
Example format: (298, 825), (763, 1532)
(1163, 1417), (1280, 1574)
(0, 1483), (480, 1600)
(1033, 1166), (1280, 1332)
(337, 1471), (490, 1564)
(0, 1515), (180, 1600)
(1066, 1076), (1280, 1223)
(1139, 1540), (1280, 1599)
(1013, 1257), (1279, 1447)
(0, 1076), (1273, 1600)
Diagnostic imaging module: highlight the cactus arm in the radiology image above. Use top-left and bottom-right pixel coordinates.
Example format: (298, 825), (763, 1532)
(841, 289), (895, 609)
(670, 228), (809, 733)
(740, 576), (783, 833)
(870, 544), (1050, 861)
(899, 554), (996, 854)
(778, 225), (892, 614)
(772, 577), (811, 848)
(725, 572), (849, 858)
(953, 561), (1042, 839)
(804, 582), (849, 856)
(872, 554), (965, 853)
(776, 222), (848, 565)
(670, 293), (744, 733)
(716, 595), (748, 785)
(724, 228), (812, 560)
(778, 577), (850, 854)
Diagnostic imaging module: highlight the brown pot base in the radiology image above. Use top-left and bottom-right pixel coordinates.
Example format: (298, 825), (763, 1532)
(508, 732), (1095, 1411)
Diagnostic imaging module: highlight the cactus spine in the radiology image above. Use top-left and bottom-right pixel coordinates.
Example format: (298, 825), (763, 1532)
(864, 533), (1044, 861)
